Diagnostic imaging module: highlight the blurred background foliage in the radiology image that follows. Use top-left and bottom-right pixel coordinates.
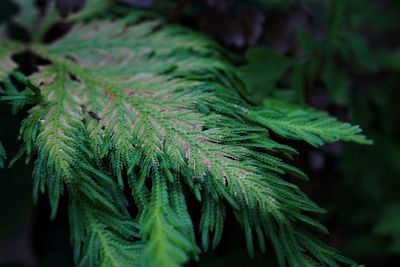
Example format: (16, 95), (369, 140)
(0, 0), (399, 266)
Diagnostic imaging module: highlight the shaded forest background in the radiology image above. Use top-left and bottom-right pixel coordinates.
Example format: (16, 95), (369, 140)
(0, 0), (399, 266)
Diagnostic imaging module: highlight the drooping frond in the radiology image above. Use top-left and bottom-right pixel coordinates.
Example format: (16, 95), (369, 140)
(0, 39), (22, 168)
(70, 192), (143, 267)
(0, 72), (41, 113)
(142, 175), (199, 267)
(1, 9), (370, 267)
(251, 99), (372, 147)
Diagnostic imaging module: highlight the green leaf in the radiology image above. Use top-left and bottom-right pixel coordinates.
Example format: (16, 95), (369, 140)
(322, 57), (351, 105)
(238, 47), (293, 101)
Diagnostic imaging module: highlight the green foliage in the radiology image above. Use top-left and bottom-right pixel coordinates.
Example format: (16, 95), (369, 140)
(9, 0), (114, 41)
(0, 72), (42, 113)
(11, 0), (39, 31)
(0, 1), (372, 266)
(0, 39), (22, 79)
(0, 142), (5, 168)
(238, 47), (293, 102)
(236, 0), (400, 262)
(252, 99), (372, 147)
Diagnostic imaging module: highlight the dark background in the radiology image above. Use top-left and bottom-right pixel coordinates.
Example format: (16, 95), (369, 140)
(1, 0), (400, 266)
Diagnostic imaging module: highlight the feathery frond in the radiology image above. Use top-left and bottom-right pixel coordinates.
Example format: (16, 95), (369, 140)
(252, 99), (372, 147)
(0, 6), (370, 267)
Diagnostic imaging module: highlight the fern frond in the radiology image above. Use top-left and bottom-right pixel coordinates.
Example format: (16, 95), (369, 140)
(0, 73), (42, 113)
(251, 99), (372, 147)
(14, 64), (142, 266)
(67, 0), (116, 21)
(142, 173), (199, 267)
(10, 0), (113, 41)
(1, 10), (370, 267)
(70, 194), (143, 267)
(199, 192), (226, 251)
